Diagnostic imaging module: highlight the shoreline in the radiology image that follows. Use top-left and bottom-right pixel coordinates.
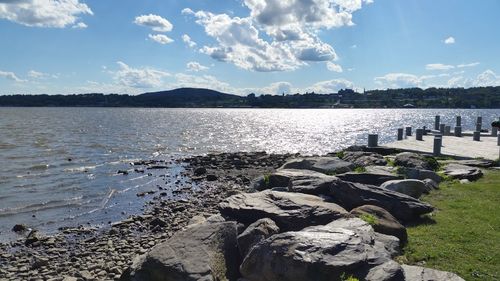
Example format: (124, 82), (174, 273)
(0, 152), (292, 280)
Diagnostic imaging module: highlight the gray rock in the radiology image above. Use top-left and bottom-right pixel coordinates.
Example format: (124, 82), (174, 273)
(423, 178), (439, 190)
(280, 157), (355, 175)
(260, 169), (432, 222)
(336, 172), (403, 186)
(380, 179), (430, 198)
(219, 190), (348, 231)
(342, 151), (388, 167)
(402, 265), (465, 281)
(443, 164), (483, 181)
(394, 152), (438, 171)
(250, 175), (267, 191)
(237, 218), (280, 257)
(344, 145), (401, 156)
(403, 168), (442, 183)
(365, 165), (398, 176)
(350, 205), (407, 243)
(240, 218), (405, 281)
(450, 159), (496, 168)
(120, 221), (240, 281)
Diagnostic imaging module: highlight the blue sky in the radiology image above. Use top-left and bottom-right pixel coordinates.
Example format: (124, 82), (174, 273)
(0, 0), (499, 95)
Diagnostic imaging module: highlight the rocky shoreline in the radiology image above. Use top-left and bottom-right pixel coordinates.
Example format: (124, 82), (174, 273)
(1, 147), (497, 281)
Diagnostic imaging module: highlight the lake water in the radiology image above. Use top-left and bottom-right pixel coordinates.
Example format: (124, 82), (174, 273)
(0, 107), (498, 242)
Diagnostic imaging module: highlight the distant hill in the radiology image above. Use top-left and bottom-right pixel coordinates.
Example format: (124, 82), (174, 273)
(0, 86), (499, 108)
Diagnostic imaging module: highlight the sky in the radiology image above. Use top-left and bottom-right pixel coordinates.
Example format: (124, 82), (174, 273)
(0, 0), (499, 96)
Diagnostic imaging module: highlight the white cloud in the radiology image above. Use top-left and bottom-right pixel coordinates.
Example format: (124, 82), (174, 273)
(187, 61), (209, 72)
(472, 70), (500, 87)
(72, 22), (87, 29)
(182, 34), (197, 48)
(0, 70), (24, 82)
(326, 62), (343, 72)
(148, 34), (174, 44)
(306, 78), (355, 93)
(444, 36), (455, 44)
(374, 73), (423, 88)
(185, 0), (370, 72)
(27, 70), (54, 79)
(114, 61), (170, 88)
(172, 73), (233, 93)
(425, 63), (454, 71)
(134, 14), (173, 32)
(0, 0), (92, 28)
(457, 62), (480, 68)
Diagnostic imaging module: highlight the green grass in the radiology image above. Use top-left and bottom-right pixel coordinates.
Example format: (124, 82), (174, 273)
(336, 151), (345, 159)
(263, 174), (270, 186)
(354, 166), (367, 173)
(359, 213), (378, 226)
(402, 171), (500, 281)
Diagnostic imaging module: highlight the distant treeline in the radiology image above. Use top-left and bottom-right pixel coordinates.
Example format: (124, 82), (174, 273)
(0, 86), (499, 108)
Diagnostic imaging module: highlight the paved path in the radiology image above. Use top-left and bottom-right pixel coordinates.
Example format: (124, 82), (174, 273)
(384, 134), (499, 160)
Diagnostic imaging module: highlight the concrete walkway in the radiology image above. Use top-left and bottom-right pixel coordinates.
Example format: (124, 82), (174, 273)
(384, 134), (499, 160)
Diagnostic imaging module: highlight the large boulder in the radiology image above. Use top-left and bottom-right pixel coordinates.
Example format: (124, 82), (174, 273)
(120, 222), (240, 281)
(400, 168), (442, 183)
(327, 181), (434, 222)
(341, 151), (388, 167)
(336, 172), (403, 186)
(240, 218), (405, 281)
(394, 152), (438, 171)
(237, 218), (280, 257)
(280, 157), (354, 175)
(402, 265), (465, 281)
(442, 164), (483, 181)
(219, 190), (348, 231)
(257, 169), (432, 222)
(350, 205), (407, 243)
(380, 179), (430, 199)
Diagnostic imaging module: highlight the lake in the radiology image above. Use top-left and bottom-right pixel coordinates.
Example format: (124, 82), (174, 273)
(0, 107), (498, 242)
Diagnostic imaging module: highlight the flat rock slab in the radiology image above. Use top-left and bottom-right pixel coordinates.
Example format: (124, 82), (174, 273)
(121, 222), (240, 281)
(336, 172), (403, 186)
(219, 190), (348, 231)
(443, 164), (483, 181)
(350, 205), (407, 242)
(447, 159), (497, 168)
(342, 151), (388, 167)
(380, 179), (430, 199)
(280, 157), (355, 175)
(394, 152), (438, 171)
(402, 265), (465, 281)
(240, 218), (405, 281)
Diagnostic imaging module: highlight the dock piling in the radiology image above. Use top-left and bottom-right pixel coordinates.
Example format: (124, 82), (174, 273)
(454, 126), (462, 137)
(434, 115), (440, 130)
(416, 129), (424, 141)
(439, 124), (445, 135)
(492, 127), (498, 137)
(405, 126), (412, 137)
(397, 128), (404, 141)
(473, 131), (481, 142)
(445, 126), (451, 135)
(456, 116), (461, 127)
(433, 136), (442, 156)
(368, 134), (379, 147)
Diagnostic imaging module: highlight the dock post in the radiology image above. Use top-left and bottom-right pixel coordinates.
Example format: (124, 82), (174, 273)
(492, 127), (498, 137)
(475, 123), (482, 132)
(439, 124), (445, 135)
(416, 129), (424, 141)
(434, 115), (440, 130)
(405, 126), (412, 137)
(423, 126), (427, 135)
(444, 126), (451, 135)
(456, 116), (461, 127)
(477, 116), (482, 125)
(498, 135), (500, 146)
(368, 134), (379, 147)
(473, 131), (481, 141)
(397, 128), (404, 140)
(454, 126), (462, 137)
(433, 136), (442, 156)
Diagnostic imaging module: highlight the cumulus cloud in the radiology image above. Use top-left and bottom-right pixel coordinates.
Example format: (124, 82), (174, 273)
(173, 73), (233, 93)
(148, 34), (174, 44)
(327, 62), (343, 72)
(184, 0), (370, 72)
(0, 70), (24, 82)
(0, 0), (92, 28)
(305, 78), (355, 93)
(425, 63), (454, 71)
(444, 36), (455, 44)
(134, 14), (173, 32)
(182, 34), (197, 48)
(374, 73), (424, 88)
(114, 61), (170, 88)
(72, 22), (87, 29)
(187, 61), (209, 72)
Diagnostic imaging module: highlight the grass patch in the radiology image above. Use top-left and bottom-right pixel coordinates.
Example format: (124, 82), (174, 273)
(341, 274), (359, 281)
(359, 213), (378, 226)
(422, 155), (440, 171)
(336, 151), (345, 159)
(354, 166), (367, 173)
(402, 171), (500, 281)
(263, 174), (270, 186)
(386, 157), (396, 167)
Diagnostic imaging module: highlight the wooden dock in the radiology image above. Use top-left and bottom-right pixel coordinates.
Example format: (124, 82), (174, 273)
(384, 133), (499, 160)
